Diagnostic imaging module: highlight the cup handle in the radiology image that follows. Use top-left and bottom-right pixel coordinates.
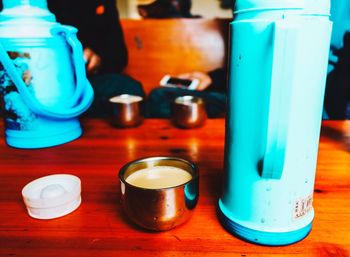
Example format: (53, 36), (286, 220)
(260, 20), (298, 179)
(0, 26), (93, 119)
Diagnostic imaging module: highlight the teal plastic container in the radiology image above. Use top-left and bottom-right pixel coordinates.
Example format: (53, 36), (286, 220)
(0, 0), (94, 148)
(219, 0), (332, 245)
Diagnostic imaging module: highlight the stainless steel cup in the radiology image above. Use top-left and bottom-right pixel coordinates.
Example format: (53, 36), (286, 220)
(172, 96), (207, 129)
(119, 156), (199, 231)
(109, 94), (143, 128)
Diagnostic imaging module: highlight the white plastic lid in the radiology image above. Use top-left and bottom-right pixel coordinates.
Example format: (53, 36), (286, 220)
(22, 174), (81, 219)
(234, 0), (330, 15)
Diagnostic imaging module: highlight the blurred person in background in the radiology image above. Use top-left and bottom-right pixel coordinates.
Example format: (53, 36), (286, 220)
(147, 69), (227, 118)
(138, 0), (227, 118)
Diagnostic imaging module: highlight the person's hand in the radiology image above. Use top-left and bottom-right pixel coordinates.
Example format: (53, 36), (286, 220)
(83, 48), (102, 75)
(177, 71), (212, 91)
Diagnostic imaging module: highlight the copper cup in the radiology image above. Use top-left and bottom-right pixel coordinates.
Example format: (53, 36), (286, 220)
(119, 156), (199, 231)
(109, 94), (143, 128)
(172, 96), (207, 129)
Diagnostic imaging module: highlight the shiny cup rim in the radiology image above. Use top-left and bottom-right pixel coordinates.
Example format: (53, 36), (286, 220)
(109, 94), (143, 104)
(174, 95), (204, 106)
(119, 156), (199, 191)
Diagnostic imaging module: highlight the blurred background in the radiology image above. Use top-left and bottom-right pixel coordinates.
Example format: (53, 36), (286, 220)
(117, 0), (232, 19)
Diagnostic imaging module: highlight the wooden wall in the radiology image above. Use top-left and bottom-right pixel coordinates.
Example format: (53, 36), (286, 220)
(121, 18), (230, 94)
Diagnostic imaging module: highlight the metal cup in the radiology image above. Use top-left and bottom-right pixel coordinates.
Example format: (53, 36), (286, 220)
(119, 156), (199, 231)
(109, 94), (143, 128)
(172, 96), (207, 129)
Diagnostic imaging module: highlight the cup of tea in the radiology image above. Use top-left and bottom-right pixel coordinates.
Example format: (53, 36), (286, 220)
(172, 95), (207, 129)
(119, 156), (199, 231)
(109, 94), (143, 128)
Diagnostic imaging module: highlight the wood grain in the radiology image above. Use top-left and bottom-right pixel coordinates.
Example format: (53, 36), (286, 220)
(121, 18), (230, 94)
(0, 119), (349, 257)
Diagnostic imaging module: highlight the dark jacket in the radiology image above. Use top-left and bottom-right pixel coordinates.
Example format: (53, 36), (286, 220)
(47, 0), (128, 74)
(0, 0), (128, 74)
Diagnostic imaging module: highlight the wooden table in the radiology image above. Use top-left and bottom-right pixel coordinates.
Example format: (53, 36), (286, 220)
(0, 119), (349, 257)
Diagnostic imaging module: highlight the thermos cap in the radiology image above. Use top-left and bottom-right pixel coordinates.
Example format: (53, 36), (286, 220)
(0, 0), (56, 38)
(234, 0), (330, 15)
(22, 174), (81, 219)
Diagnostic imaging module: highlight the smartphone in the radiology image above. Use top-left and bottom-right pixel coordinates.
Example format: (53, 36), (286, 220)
(160, 75), (199, 90)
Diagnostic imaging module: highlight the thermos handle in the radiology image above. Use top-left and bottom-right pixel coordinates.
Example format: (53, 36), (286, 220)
(0, 26), (93, 119)
(53, 25), (91, 108)
(260, 20), (298, 179)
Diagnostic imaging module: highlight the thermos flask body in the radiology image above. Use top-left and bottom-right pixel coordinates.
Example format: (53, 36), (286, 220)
(219, 1), (332, 246)
(0, 0), (94, 148)
(0, 36), (80, 148)
(1, 38), (76, 109)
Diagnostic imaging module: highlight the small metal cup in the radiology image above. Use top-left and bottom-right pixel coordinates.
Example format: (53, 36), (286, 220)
(109, 94), (143, 128)
(172, 96), (207, 129)
(119, 156), (199, 231)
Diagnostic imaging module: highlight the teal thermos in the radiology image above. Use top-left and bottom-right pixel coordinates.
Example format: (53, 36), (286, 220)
(219, 0), (332, 245)
(0, 0), (94, 148)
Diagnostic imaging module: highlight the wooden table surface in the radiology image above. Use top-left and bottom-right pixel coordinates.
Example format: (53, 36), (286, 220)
(0, 119), (349, 257)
